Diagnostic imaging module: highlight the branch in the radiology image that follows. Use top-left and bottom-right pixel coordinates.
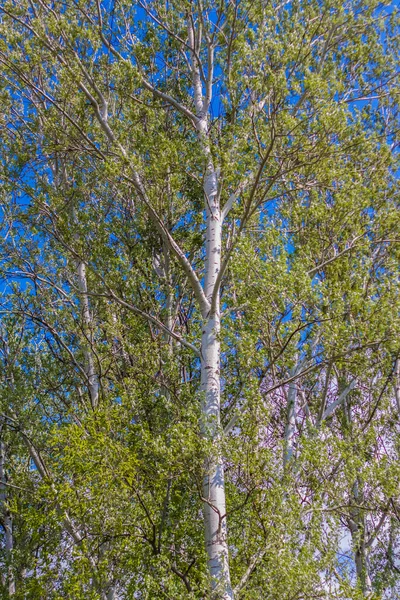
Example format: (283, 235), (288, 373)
(308, 235), (364, 277)
(365, 503), (390, 549)
(321, 379), (356, 421)
(140, 78), (197, 124)
(119, 173), (210, 316)
(70, 73), (209, 314)
(137, 0), (206, 83)
(34, 218), (205, 351)
(0, 56), (106, 160)
(233, 547), (267, 595)
(223, 413), (239, 435)
(317, 362), (333, 426)
(100, 287), (201, 357)
(320, 379), (357, 423)
(4, 308), (93, 394)
(208, 137), (278, 315)
(221, 175), (251, 222)
(170, 564), (192, 593)
(203, 31), (214, 113)
(363, 353), (400, 429)
(263, 338), (388, 397)
(4, 4), (209, 314)
(94, 1), (197, 124)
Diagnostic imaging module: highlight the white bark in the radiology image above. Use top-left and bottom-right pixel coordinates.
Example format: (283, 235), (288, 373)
(0, 427), (15, 596)
(47, 11), (232, 595)
(345, 400), (372, 595)
(201, 312), (233, 599)
(394, 358), (400, 416)
(77, 261), (99, 409)
(349, 479), (372, 595)
(199, 158), (232, 598)
(188, 19), (233, 594)
(322, 379), (356, 421)
(283, 354), (309, 468)
(283, 372), (297, 468)
(51, 158), (99, 410)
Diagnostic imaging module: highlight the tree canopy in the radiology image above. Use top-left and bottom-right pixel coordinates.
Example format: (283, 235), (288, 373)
(0, 1), (399, 598)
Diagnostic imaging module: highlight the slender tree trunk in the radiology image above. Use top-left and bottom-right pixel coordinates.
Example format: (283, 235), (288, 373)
(77, 261), (99, 409)
(200, 165), (233, 599)
(349, 479), (372, 595)
(76, 263), (119, 597)
(52, 160), (99, 410)
(0, 428), (15, 596)
(394, 358), (400, 415)
(284, 352), (309, 468)
(343, 384), (372, 596)
(283, 370), (297, 469)
(187, 14), (232, 594)
(201, 311), (232, 598)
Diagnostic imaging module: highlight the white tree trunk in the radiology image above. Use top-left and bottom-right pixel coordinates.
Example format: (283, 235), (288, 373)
(77, 261), (99, 409)
(343, 388), (372, 595)
(284, 354), (307, 468)
(394, 358), (400, 416)
(283, 372), (297, 469)
(201, 313), (233, 599)
(187, 16), (232, 593)
(200, 162), (233, 599)
(54, 159), (99, 411)
(349, 479), (372, 595)
(0, 430), (15, 596)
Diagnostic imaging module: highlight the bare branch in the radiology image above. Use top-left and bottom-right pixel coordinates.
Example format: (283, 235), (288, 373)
(321, 379), (356, 421)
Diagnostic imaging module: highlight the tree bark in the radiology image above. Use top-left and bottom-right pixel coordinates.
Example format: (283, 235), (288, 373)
(201, 311), (233, 599)
(186, 14), (233, 596)
(349, 479), (372, 594)
(200, 164), (233, 599)
(77, 261), (99, 409)
(394, 358), (400, 416)
(283, 370), (297, 468)
(0, 427), (15, 596)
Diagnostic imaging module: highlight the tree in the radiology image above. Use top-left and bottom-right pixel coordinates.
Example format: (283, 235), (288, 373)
(0, 0), (399, 598)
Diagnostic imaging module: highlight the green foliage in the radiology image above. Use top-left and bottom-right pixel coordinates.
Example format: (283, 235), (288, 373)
(0, 0), (399, 598)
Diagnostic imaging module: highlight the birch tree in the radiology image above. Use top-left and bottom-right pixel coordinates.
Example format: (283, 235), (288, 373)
(0, 0), (399, 598)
